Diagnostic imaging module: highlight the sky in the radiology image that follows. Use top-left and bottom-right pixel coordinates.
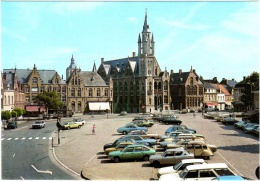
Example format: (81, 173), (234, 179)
(1, 2), (260, 82)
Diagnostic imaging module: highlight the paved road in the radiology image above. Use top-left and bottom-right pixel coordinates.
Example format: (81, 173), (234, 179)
(1, 120), (77, 180)
(52, 113), (259, 180)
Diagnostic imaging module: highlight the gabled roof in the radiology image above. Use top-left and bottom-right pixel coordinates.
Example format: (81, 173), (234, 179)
(170, 72), (190, 84)
(204, 82), (214, 89)
(79, 71), (107, 87)
(218, 84), (231, 96)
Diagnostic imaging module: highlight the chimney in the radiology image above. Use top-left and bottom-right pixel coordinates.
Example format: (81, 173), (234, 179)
(193, 69), (196, 73)
(62, 75), (63, 80)
(171, 69), (174, 74)
(243, 76), (246, 80)
(101, 58), (104, 64)
(232, 78), (234, 81)
(179, 69), (182, 74)
(132, 52), (136, 57)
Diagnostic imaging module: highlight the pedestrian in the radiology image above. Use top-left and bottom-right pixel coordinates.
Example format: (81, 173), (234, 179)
(92, 124), (96, 135)
(193, 113), (196, 118)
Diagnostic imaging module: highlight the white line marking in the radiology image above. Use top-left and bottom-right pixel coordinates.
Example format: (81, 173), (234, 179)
(31, 165), (52, 175)
(22, 137), (26, 140)
(7, 138), (12, 140)
(35, 137), (39, 140)
(13, 154), (15, 157)
(49, 137), (52, 140)
(1, 138), (5, 141)
(28, 137), (33, 140)
(20, 176), (24, 180)
(217, 151), (244, 176)
(42, 137), (46, 139)
(14, 138), (19, 140)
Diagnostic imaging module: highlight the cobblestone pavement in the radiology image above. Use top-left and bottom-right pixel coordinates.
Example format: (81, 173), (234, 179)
(52, 113), (259, 180)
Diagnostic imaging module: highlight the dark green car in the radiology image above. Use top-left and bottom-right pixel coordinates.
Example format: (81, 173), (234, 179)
(108, 144), (156, 163)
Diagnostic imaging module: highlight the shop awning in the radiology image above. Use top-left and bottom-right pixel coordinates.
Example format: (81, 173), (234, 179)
(89, 102), (110, 111)
(206, 103), (217, 106)
(25, 106), (46, 112)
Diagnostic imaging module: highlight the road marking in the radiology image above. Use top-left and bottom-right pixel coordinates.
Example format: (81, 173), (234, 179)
(22, 137), (26, 140)
(13, 154), (15, 157)
(217, 151), (244, 176)
(1, 138), (5, 141)
(7, 138), (12, 140)
(20, 176), (24, 180)
(42, 137), (46, 139)
(28, 137), (33, 140)
(14, 138), (19, 140)
(49, 137), (52, 140)
(31, 165), (52, 175)
(35, 137), (39, 140)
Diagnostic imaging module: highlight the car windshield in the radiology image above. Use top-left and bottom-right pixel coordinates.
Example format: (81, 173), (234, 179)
(35, 121), (42, 124)
(173, 161), (182, 170)
(179, 169), (188, 178)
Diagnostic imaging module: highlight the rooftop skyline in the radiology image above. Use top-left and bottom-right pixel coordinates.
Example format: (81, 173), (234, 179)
(2, 2), (259, 82)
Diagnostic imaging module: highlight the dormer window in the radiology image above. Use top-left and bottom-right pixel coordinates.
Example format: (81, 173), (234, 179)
(91, 77), (94, 81)
(32, 77), (38, 84)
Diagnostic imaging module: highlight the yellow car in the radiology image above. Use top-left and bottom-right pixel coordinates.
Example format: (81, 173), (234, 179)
(104, 142), (134, 155)
(62, 122), (81, 130)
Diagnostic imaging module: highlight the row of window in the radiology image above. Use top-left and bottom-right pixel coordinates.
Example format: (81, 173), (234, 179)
(3, 95), (14, 105)
(32, 77), (59, 84)
(69, 88), (109, 97)
(25, 86), (66, 93)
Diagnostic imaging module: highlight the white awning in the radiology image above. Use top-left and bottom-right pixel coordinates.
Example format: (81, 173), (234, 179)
(89, 102), (110, 111)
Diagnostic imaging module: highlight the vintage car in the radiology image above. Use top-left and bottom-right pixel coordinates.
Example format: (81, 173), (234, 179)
(104, 142), (134, 155)
(108, 144), (156, 163)
(132, 120), (151, 127)
(185, 141), (215, 160)
(243, 124), (259, 133)
(73, 118), (86, 126)
(164, 133), (204, 142)
(103, 138), (136, 151)
(159, 163), (236, 181)
(6, 121), (17, 129)
(234, 120), (247, 128)
(119, 111), (127, 116)
(160, 131), (190, 142)
(128, 130), (160, 139)
(222, 117), (239, 125)
(160, 117), (182, 125)
(149, 147), (194, 167)
(165, 125), (196, 134)
(120, 135), (157, 147)
(62, 122), (81, 130)
(157, 158), (206, 177)
(252, 126), (259, 135)
(117, 123), (147, 135)
(160, 137), (196, 150)
(32, 121), (45, 129)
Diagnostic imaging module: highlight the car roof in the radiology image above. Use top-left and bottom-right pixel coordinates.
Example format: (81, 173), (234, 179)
(187, 141), (206, 145)
(185, 163), (228, 171)
(181, 159), (205, 164)
(165, 147), (185, 152)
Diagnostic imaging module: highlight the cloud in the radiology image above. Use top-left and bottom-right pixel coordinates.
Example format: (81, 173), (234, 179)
(49, 2), (104, 15)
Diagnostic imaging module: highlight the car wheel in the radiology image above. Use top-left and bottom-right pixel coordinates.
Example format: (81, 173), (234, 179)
(67, 127), (70, 130)
(204, 156), (210, 160)
(122, 131), (127, 135)
(143, 155), (149, 161)
(114, 157), (120, 163)
(78, 125), (81, 129)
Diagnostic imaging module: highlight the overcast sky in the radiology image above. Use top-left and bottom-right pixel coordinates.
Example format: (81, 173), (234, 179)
(1, 2), (259, 82)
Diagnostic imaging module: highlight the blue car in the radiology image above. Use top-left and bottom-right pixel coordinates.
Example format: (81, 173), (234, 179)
(120, 135), (157, 147)
(117, 123), (148, 135)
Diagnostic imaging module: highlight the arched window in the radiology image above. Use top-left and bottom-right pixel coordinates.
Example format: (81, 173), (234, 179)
(71, 88), (75, 97)
(149, 82), (152, 91)
(32, 77), (37, 84)
(78, 88), (81, 97)
(105, 89), (108, 97)
(71, 101), (75, 112)
(164, 81), (168, 90)
(78, 101), (81, 112)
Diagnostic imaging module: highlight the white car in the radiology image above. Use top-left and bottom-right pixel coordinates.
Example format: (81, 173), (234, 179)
(159, 163), (236, 181)
(157, 159), (206, 177)
(32, 121), (45, 129)
(73, 118), (86, 126)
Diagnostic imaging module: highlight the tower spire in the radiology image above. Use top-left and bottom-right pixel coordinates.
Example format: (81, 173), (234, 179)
(143, 8), (150, 33)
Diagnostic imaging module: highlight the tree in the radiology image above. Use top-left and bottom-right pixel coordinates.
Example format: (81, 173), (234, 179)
(1, 111), (12, 121)
(13, 108), (25, 117)
(33, 91), (64, 114)
(245, 71), (259, 91)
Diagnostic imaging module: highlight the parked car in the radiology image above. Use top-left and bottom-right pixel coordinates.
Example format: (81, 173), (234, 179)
(164, 133), (204, 142)
(161, 117), (182, 125)
(128, 130), (160, 139)
(241, 123), (257, 130)
(157, 158), (206, 177)
(73, 118), (86, 126)
(62, 122), (81, 130)
(32, 121), (45, 129)
(133, 120), (151, 127)
(103, 138), (136, 151)
(119, 111), (127, 116)
(234, 120), (247, 128)
(149, 147), (194, 167)
(185, 141), (214, 160)
(160, 137), (196, 150)
(159, 163), (236, 181)
(120, 135), (157, 147)
(117, 123), (147, 135)
(6, 121), (17, 129)
(252, 126), (259, 135)
(160, 131), (190, 142)
(243, 124), (259, 133)
(104, 142), (134, 155)
(222, 117), (239, 125)
(165, 125), (196, 135)
(108, 144), (156, 163)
